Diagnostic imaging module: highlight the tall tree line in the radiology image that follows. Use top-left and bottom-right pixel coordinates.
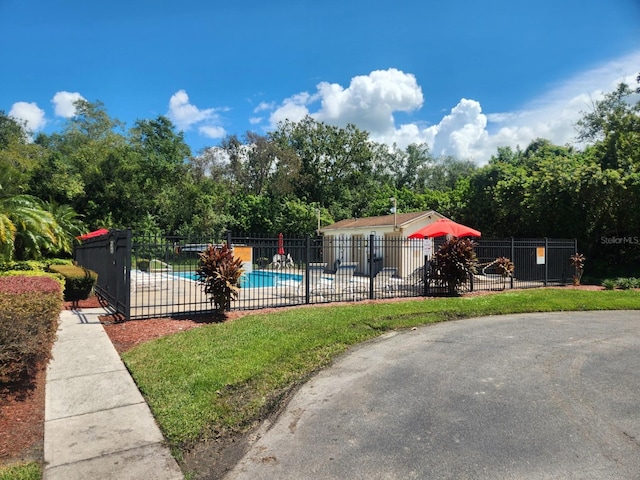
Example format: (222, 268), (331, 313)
(1, 81), (639, 275)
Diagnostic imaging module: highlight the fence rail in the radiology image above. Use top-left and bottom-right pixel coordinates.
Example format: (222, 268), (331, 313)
(74, 231), (577, 320)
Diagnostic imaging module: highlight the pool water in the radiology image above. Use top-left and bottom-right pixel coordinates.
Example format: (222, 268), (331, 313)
(175, 270), (302, 288)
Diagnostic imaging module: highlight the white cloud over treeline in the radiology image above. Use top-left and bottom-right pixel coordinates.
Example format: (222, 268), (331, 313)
(9, 102), (46, 133)
(7, 50), (638, 163)
(166, 90), (227, 139)
(8, 91), (84, 134)
(258, 50), (640, 164)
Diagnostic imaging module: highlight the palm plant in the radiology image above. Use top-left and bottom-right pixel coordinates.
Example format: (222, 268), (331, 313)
(196, 244), (244, 312)
(44, 202), (85, 257)
(433, 238), (478, 294)
(1, 194), (51, 260)
(570, 252), (586, 286)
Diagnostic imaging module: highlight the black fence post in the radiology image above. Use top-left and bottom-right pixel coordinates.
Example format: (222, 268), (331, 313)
(544, 237), (549, 287)
(423, 254), (429, 297)
(123, 229), (132, 321)
(510, 237), (515, 289)
(369, 234), (375, 300)
(305, 235), (311, 304)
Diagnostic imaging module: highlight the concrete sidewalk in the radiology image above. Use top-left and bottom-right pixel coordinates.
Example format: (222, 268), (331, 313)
(44, 308), (183, 480)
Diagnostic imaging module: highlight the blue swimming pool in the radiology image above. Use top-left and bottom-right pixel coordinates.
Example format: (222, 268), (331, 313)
(175, 270), (302, 289)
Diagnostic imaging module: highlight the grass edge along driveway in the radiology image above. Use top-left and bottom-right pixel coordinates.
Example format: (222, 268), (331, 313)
(123, 289), (640, 452)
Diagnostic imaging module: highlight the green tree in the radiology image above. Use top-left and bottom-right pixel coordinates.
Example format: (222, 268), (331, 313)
(127, 116), (192, 232)
(270, 116), (377, 219)
(32, 100), (127, 226)
(0, 111), (42, 195)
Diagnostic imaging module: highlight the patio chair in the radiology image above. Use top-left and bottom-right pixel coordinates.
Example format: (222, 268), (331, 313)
(334, 262), (357, 298)
(132, 270), (170, 291)
(351, 267), (399, 299)
(389, 266), (426, 294)
(472, 262), (509, 291)
(373, 267), (399, 297)
(306, 263), (330, 297)
(272, 262), (311, 297)
(310, 262), (357, 299)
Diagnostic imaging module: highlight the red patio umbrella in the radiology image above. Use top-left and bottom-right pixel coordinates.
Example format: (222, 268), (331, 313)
(76, 228), (110, 241)
(277, 232), (285, 255)
(408, 219), (481, 239)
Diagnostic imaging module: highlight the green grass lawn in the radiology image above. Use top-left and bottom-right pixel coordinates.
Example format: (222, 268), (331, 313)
(123, 289), (640, 451)
(0, 462), (40, 480)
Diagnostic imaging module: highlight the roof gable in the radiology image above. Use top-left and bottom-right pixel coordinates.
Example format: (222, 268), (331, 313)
(321, 210), (445, 231)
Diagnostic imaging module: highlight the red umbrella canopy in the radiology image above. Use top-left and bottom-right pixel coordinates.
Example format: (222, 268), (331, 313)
(408, 219), (481, 239)
(76, 228), (110, 241)
(277, 232), (285, 255)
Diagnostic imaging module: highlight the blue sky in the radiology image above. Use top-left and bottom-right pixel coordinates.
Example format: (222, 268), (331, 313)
(2, 0), (639, 164)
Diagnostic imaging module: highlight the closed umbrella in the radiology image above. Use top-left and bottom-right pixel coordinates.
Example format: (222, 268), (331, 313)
(277, 233), (285, 255)
(408, 219), (481, 239)
(76, 228), (110, 240)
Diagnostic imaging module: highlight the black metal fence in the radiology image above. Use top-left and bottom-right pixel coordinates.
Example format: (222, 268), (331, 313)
(74, 231), (577, 320)
(473, 237), (578, 291)
(74, 230), (132, 316)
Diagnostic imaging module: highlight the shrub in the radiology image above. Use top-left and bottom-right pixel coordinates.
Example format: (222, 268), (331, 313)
(433, 238), (478, 295)
(495, 257), (515, 278)
(570, 253), (586, 286)
(196, 244), (243, 311)
(137, 259), (150, 272)
(0, 276), (63, 386)
(48, 265), (97, 305)
(616, 277), (634, 290)
(602, 278), (617, 290)
(0, 260), (45, 272)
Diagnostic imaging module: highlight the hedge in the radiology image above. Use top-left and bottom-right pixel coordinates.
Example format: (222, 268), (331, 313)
(0, 276), (63, 385)
(47, 265), (97, 305)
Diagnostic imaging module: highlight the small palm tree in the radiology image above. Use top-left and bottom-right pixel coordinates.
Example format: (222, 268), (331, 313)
(44, 202), (85, 257)
(0, 182), (66, 261)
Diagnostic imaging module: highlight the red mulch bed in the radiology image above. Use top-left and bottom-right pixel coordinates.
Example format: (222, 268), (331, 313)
(0, 285), (608, 467)
(0, 295), (104, 466)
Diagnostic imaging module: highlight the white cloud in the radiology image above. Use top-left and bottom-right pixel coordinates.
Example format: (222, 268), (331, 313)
(429, 99), (488, 160)
(269, 93), (313, 126)
(52, 91), (84, 117)
(267, 68), (423, 134)
(167, 89), (222, 132)
(199, 125), (226, 139)
(315, 68), (423, 133)
(259, 51), (640, 164)
(464, 51), (640, 162)
(253, 101), (274, 113)
(9, 101), (46, 133)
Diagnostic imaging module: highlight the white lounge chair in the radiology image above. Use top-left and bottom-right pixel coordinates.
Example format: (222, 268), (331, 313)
(310, 262), (357, 299)
(389, 266), (426, 294)
(131, 270), (170, 291)
(351, 267), (399, 299)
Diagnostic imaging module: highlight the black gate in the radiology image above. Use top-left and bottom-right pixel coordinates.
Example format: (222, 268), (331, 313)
(74, 230), (132, 320)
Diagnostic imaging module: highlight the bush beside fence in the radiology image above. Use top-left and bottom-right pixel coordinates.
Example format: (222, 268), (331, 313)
(0, 276), (63, 386)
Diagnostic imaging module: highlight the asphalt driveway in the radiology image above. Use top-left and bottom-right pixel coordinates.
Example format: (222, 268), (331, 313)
(225, 311), (640, 480)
